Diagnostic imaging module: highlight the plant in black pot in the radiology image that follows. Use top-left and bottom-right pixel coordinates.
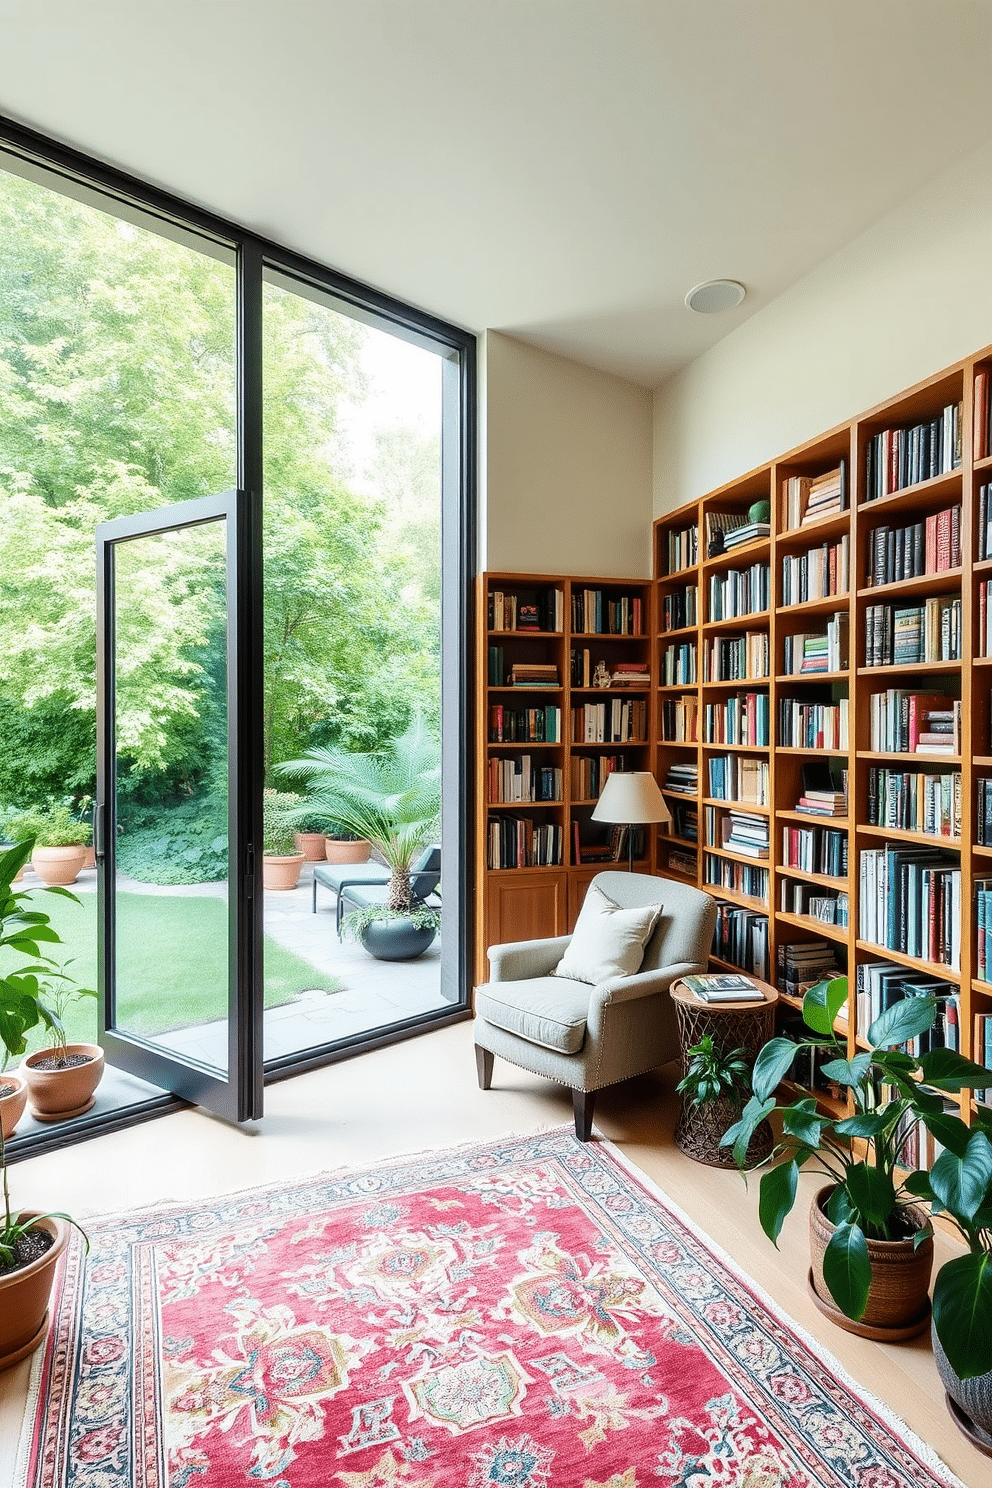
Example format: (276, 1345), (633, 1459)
(675, 1035), (753, 1167)
(0, 838), (87, 1369)
(725, 976), (992, 1340)
(279, 717), (441, 960)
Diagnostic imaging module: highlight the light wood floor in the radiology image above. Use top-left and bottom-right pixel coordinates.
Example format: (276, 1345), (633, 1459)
(0, 1018), (984, 1485)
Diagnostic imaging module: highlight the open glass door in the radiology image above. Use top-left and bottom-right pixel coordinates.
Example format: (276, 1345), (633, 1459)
(95, 491), (262, 1122)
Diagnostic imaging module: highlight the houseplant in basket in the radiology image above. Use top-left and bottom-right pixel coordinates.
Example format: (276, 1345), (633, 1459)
(725, 976), (992, 1339)
(0, 838), (86, 1369)
(262, 790), (306, 890)
(280, 716), (441, 960)
(675, 1034), (754, 1167)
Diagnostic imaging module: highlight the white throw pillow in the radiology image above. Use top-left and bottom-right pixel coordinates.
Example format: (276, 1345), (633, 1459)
(554, 883), (661, 985)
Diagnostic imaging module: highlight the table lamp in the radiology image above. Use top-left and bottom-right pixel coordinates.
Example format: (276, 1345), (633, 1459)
(592, 771), (673, 872)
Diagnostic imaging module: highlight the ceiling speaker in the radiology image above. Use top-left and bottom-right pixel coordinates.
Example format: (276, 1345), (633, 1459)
(684, 279), (747, 314)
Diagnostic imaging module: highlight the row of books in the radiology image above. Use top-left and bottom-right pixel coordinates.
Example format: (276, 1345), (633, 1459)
(487, 757), (562, 804)
(866, 767), (961, 839)
(670, 802), (698, 841)
(703, 630), (769, 682)
(666, 525), (699, 574)
(977, 482), (992, 560)
(659, 695), (698, 743)
(776, 938), (841, 1001)
(660, 642), (697, 685)
(977, 580), (992, 659)
(863, 596), (962, 666)
(715, 808), (770, 859)
(487, 650), (560, 687)
(975, 1016), (992, 1104)
(863, 401), (962, 501)
(703, 692), (770, 747)
(782, 463), (847, 531)
(780, 880), (849, 926)
(712, 903), (769, 979)
(489, 587), (564, 633)
(707, 562), (770, 621)
(973, 370), (992, 462)
(569, 754), (626, 802)
(867, 691), (961, 755)
(856, 961), (958, 1051)
(781, 824), (848, 877)
(858, 845), (962, 970)
(663, 762), (698, 796)
(704, 854), (768, 903)
(780, 537), (849, 605)
(975, 881), (992, 981)
(976, 777), (992, 846)
(707, 753), (769, 805)
(488, 704), (561, 744)
(487, 816), (563, 869)
(782, 612), (848, 674)
(777, 697), (849, 751)
(571, 699), (647, 743)
(571, 589), (645, 636)
(865, 506), (961, 587)
(667, 847), (698, 878)
(660, 584), (697, 632)
(706, 510), (771, 554)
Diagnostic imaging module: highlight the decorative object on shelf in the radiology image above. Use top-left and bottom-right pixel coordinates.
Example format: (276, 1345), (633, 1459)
(0, 838), (88, 1371)
(592, 660), (611, 689)
(592, 771), (672, 872)
(747, 499), (770, 524)
(280, 716), (441, 960)
(726, 976), (992, 1340)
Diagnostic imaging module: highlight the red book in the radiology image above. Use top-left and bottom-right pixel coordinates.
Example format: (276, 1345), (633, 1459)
(975, 370), (989, 461)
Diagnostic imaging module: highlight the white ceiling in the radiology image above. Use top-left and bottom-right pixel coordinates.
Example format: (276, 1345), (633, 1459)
(1, 0), (992, 387)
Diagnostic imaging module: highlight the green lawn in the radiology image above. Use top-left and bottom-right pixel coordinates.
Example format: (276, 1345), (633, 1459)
(5, 888), (342, 1053)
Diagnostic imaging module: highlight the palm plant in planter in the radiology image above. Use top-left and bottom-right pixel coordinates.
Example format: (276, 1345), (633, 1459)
(0, 839), (86, 1369)
(280, 717), (441, 958)
(725, 976), (992, 1339)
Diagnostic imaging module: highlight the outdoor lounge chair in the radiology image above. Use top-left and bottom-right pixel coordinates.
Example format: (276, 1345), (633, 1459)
(314, 844), (441, 934)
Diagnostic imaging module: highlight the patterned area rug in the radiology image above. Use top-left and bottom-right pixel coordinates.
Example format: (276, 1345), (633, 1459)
(18, 1129), (963, 1488)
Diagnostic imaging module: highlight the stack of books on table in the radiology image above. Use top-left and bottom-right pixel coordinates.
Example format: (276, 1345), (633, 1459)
(508, 662), (558, 688)
(663, 762), (698, 795)
(783, 462), (847, 529)
(680, 973), (764, 1002)
(720, 810), (769, 858)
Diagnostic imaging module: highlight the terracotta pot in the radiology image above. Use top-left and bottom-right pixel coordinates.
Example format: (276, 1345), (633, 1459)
(809, 1184), (933, 1336)
(293, 832), (327, 862)
(23, 1043), (105, 1122)
(262, 853), (305, 891)
(82, 845), (96, 869)
(324, 839), (372, 864)
(0, 1071), (28, 1138)
(31, 845), (87, 887)
(0, 1214), (70, 1372)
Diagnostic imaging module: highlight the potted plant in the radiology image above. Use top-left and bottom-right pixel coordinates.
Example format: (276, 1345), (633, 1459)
(279, 716), (441, 960)
(9, 804), (89, 887)
(322, 822), (372, 865)
(0, 839), (86, 1369)
(675, 1034), (755, 1167)
(262, 790), (306, 891)
(725, 977), (992, 1339)
(21, 961), (101, 1122)
(901, 1107), (992, 1443)
(291, 811), (332, 863)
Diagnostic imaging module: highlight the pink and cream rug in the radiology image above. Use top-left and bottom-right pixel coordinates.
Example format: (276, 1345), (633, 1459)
(17, 1129), (963, 1487)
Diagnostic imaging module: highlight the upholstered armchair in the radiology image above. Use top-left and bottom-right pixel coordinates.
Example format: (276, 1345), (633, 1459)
(474, 871), (717, 1140)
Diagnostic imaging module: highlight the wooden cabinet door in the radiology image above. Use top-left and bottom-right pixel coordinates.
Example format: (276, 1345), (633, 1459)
(568, 867), (605, 930)
(482, 872), (567, 976)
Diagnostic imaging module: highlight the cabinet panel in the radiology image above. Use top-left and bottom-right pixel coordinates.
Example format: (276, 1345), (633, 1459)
(568, 866), (604, 929)
(483, 872), (567, 967)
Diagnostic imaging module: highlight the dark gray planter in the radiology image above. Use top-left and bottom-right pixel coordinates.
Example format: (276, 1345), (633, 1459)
(358, 918), (437, 961)
(933, 1320), (992, 1452)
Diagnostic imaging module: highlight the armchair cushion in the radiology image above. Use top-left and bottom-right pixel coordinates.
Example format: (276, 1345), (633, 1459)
(476, 976), (591, 1055)
(554, 882), (661, 986)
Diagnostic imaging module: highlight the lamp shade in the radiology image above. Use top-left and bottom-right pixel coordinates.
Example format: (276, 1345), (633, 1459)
(591, 771), (672, 827)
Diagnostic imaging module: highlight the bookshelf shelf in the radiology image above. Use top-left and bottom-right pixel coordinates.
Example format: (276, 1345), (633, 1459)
(700, 740), (770, 753)
(703, 611), (770, 633)
(701, 539), (771, 569)
(776, 746), (848, 758)
(657, 623), (698, 640)
(702, 796), (770, 814)
(855, 940), (962, 984)
(707, 885), (769, 913)
(856, 468), (963, 515)
(856, 568), (963, 601)
(774, 670), (849, 683)
(776, 511), (852, 548)
(775, 864), (849, 890)
(665, 833), (699, 852)
(856, 750), (961, 764)
(776, 810), (850, 827)
(857, 823), (962, 848)
(854, 661), (961, 677)
(777, 910), (849, 945)
(701, 674), (771, 689)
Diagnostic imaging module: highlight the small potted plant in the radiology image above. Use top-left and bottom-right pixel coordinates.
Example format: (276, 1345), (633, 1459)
(9, 804), (90, 887)
(674, 1034), (753, 1166)
(21, 960), (101, 1122)
(262, 790), (306, 891)
(725, 977), (992, 1338)
(0, 839), (86, 1370)
(322, 822), (372, 865)
(291, 811), (331, 863)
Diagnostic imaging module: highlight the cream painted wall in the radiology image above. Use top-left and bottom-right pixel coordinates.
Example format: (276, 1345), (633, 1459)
(482, 331), (653, 577)
(654, 136), (992, 514)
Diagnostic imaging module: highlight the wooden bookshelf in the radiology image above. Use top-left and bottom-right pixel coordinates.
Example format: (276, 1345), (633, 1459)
(648, 345), (992, 1132)
(476, 572), (653, 980)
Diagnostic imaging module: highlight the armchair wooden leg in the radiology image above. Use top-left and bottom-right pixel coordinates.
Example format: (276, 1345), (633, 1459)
(572, 1088), (595, 1142)
(475, 1045), (494, 1091)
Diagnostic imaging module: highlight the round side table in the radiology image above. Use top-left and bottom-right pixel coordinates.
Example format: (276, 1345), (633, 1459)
(670, 976), (778, 1167)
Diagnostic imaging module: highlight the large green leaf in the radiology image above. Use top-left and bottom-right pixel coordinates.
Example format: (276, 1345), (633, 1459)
(918, 1109), (972, 1158)
(780, 1099), (824, 1149)
(802, 977), (848, 1037)
(929, 1133), (992, 1223)
(867, 995), (936, 1051)
(917, 1048), (992, 1092)
(723, 1093), (776, 1169)
(822, 1222), (871, 1319)
(819, 1052), (872, 1089)
(845, 1161), (896, 1231)
(758, 1160), (798, 1245)
(834, 1109), (894, 1140)
(932, 1252), (992, 1379)
(752, 1038), (800, 1102)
